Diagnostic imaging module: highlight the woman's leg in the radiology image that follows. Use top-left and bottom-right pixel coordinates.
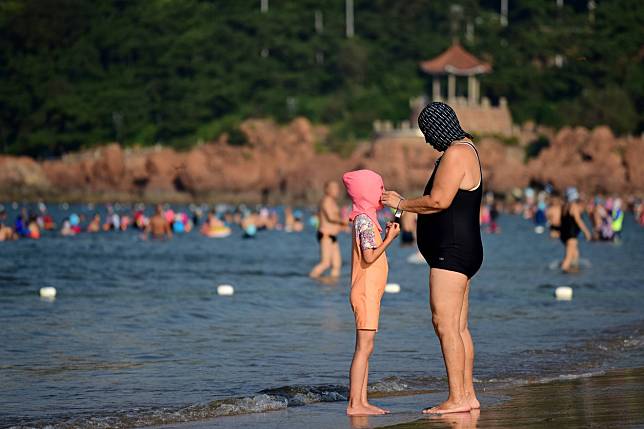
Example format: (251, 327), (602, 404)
(571, 238), (580, 268)
(348, 330), (384, 415)
(423, 268), (471, 414)
(460, 281), (479, 409)
(562, 239), (577, 272)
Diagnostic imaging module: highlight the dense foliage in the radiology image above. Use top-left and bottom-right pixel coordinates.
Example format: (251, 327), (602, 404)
(0, 0), (642, 157)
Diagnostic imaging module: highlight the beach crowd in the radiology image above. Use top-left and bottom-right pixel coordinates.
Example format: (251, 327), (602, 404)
(0, 203), (307, 241)
(0, 190), (641, 245)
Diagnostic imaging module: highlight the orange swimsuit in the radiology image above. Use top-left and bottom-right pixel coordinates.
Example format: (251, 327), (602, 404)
(350, 215), (388, 331)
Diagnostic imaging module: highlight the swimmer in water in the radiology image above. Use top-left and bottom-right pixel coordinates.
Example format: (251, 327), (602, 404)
(560, 188), (591, 272)
(292, 210), (304, 232)
(60, 219), (75, 236)
(343, 170), (399, 416)
(26, 214), (40, 239)
(284, 206), (295, 232)
(309, 181), (348, 279)
(145, 205), (172, 240)
(87, 214), (101, 233)
(0, 210), (17, 241)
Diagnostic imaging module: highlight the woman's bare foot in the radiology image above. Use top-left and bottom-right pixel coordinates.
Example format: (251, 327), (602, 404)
(365, 403), (390, 414)
(347, 404), (387, 416)
(422, 398), (471, 414)
(465, 392), (480, 409)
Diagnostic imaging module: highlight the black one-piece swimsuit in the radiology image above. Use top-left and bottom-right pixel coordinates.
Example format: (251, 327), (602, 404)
(416, 143), (483, 279)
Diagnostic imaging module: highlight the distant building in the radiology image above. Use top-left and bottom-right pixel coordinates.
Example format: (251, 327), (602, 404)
(375, 43), (514, 139)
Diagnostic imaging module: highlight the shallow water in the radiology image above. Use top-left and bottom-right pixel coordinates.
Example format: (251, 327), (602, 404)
(1, 205), (643, 428)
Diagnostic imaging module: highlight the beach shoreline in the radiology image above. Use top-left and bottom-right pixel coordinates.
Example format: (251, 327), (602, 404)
(148, 367), (644, 429)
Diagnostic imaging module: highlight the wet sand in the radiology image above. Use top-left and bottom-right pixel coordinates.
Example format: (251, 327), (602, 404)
(150, 367), (644, 429)
(382, 367), (644, 429)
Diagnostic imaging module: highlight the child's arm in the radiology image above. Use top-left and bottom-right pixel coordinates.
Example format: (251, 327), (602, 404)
(361, 222), (400, 264)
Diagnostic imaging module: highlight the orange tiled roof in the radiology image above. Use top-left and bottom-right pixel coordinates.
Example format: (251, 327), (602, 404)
(420, 43), (492, 76)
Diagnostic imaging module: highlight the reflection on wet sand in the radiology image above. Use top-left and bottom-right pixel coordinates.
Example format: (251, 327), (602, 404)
(425, 409), (480, 429)
(349, 415), (371, 429)
(381, 368), (644, 429)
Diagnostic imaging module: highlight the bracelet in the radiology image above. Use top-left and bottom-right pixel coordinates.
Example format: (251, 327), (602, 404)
(396, 197), (404, 211)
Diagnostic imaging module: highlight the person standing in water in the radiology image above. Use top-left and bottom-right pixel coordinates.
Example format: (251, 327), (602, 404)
(146, 205), (172, 240)
(560, 188), (591, 272)
(611, 198), (624, 242)
(381, 102), (482, 415)
(343, 170), (399, 416)
(546, 192), (562, 239)
(309, 181), (348, 279)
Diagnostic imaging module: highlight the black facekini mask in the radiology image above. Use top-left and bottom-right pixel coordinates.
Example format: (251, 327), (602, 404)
(418, 102), (472, 152)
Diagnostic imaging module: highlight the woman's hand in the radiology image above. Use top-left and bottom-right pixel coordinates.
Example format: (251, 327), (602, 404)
(381, 190), (403, 209)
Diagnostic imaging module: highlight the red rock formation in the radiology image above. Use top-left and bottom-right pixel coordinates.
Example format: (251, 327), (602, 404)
(624, 137), (644, 193)
(477, 138), (529, 192)
(92, 143), (125, 188)
(0, 156), (50, 191)
(0, 119), (642, 202)
(527, 126), (628, 194)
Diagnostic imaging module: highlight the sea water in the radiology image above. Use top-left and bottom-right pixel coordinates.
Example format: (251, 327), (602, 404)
(1, 205), (643, 428)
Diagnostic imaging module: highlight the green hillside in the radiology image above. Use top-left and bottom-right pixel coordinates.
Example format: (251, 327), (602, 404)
(0, 0), (642, 157)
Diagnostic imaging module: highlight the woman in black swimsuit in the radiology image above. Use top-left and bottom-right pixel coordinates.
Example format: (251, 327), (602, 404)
(381, 102), (482, 415)
(559, 188), (591, 272)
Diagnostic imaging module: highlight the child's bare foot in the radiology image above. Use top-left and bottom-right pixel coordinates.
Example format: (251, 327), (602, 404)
(365, 402), (390, 414)
(347, 404), (387, 416)
(465, 392), (480, 409)
(422, 398), (471, 414)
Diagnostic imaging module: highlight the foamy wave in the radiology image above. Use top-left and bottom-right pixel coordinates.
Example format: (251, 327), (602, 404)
(7, 394), (289, 429)
(622, 335), (644, 349)
(260, 384), (347, 405)
(7, 378), (429, 429)
(535, 370), (605, 384)
(207, 394), (288, 416)
(368, 376), (409, 393)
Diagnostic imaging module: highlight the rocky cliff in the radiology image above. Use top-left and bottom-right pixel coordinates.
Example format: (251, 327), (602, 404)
(1, 119), (642, 203)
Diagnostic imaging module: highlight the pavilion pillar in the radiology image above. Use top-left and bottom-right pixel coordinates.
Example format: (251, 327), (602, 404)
(432, 77), (442, 101)
(475, 77), (480, 104)
(468, 75), (479, 105)
(447, 73), (455, 103)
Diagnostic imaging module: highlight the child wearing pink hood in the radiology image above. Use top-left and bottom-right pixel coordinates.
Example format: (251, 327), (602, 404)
(342, 169), (400, 416)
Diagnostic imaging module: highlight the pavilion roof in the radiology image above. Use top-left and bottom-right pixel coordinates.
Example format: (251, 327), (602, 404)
(420, 43), (491, 76)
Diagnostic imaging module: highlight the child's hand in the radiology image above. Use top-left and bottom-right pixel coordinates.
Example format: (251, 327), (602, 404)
(385, 222), (400, 239)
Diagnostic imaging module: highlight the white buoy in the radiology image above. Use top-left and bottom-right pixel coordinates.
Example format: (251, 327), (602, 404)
(217, 284), (235, 296)
(39, 287), (57, 298)
(385, 283), (401, 294)
(534, 226), (545, 234)
(554, 286), (573, 301)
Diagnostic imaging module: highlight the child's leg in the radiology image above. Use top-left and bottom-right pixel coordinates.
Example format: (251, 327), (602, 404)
(361, 360), (390, 414)
(360, 360), (369, 404)
(348, 330), (385, 415)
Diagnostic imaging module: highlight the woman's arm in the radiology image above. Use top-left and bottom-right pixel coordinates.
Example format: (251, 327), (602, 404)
(381, 146), (467, 214)
(362, 222), (400, 264)
(571, 204), (592, 240)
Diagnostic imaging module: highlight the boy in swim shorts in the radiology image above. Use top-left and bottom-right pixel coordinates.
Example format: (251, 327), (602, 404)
(342, 170), (400, 416)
